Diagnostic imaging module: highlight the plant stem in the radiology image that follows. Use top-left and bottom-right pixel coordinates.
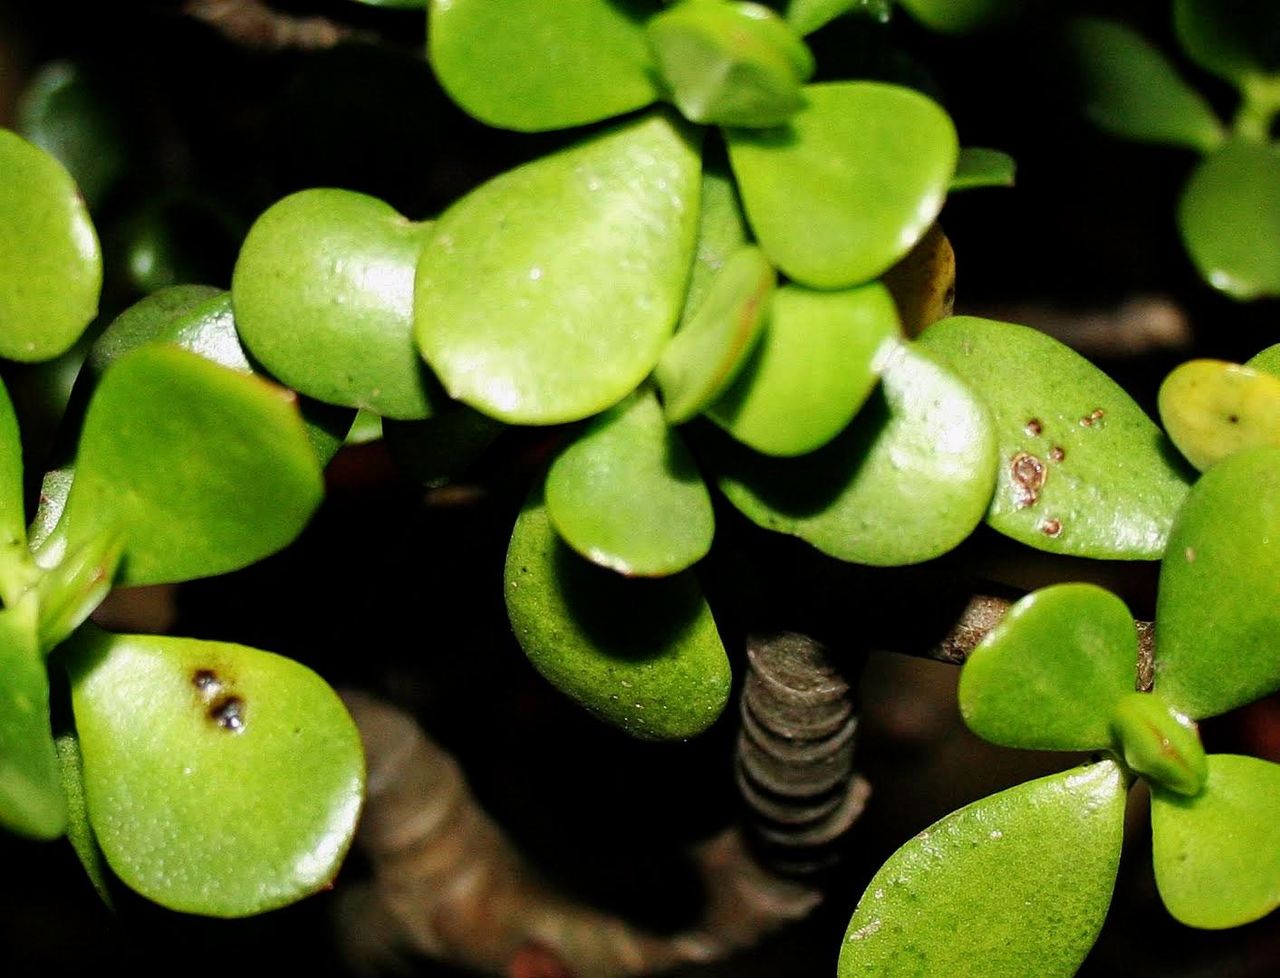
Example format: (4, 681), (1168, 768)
(1233, 75), (1280, 142)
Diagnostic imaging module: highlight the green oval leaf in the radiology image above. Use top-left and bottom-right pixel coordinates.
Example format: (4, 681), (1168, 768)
(1068, 17), (1224, 152)
(919, 316), (1193, 559)
(1152, 754), (1280, 928)
(504, 491), (730, 740)
(1159, 359), (1280, 471)
(428, 0), (659, 132)
(1247, 342), (1280, 377)
(546, 389), (714, 576)
(838, 760), (1127, 978)
(1111, 692), (1207, 797)
(715, 341), (996, 565)
(67, 629), (364, 917)
(786, 0), (883, 36)
(950, 147), (1016, 191)
(1178, 140), (1280, 301)
(726, 82), (957, 289)
(1174, 0), (1280, 85)
(656, 246), (773, 424)
(959, 584), (1136, 752)
(647, 1), (813, 127)
(679, 164), (751, 324)
(233, 189), (437, 420)
(0, 599), (65, 839)
(59, 345), (323, 586)
(417, 112), (701, 424)
(1154, 446), (1280, 719)
(0, 128), (102, 362)
(895, 0), (1014, 33)
(707, 281), (900, 456)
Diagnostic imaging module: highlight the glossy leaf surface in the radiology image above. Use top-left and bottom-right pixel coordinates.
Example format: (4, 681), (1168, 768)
(838, 761), (1126, 978)
(1159, 359), (1280, 471)
(656, 245), (773, 424)
(919, 316), (1192, 559)
(1155, 446), (1280, 719)
(428, 0), (659, 131)
(546, 390), (714, 576)
(647, 1), (813, 127)
(68, 630), (364, 917)
(1152, 754), (1280, 928)
(1069, 17), (1223, 152)
(1173, 0), (1280, 85)
(233, 189), (437, 419)
(1111, 692), (1206, 797)
(417, 113), (700, 424)
(716, 342), (996, 565)
(1179, 141), (1280, 301)
(61, 346), (323, 586)
(950, 147), (1016, 190)
(0, 599), (65, 838)
(0, 128), (101, 362)
(678, 165), (751, 323)
(708, 282), (899, 456)
(505, 493), (730, 740)
(726, 82), (957, 289)
(959, 584), (1136, 751)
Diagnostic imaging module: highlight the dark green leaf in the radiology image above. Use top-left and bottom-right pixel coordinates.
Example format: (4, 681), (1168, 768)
(838, 760), (1127, 978)
(919, 316), (1193, 559)
(67, 629), (364, 917)
(54, 731), (113, 907)
(1174, 0), (1280, 85)
(726, 82), (957, 289)
(0, 128), (101, 362)
(959, 584), (1136, 751)
(1154, 446), (1280, 719)
(382, 409), (504, 488)
(505, 491), (731, 740)
(950, 147), (1016, 190)
(895, 0), (1014, 33)
(417, 112), (701, 424)
(1159, 359), (1280, 471)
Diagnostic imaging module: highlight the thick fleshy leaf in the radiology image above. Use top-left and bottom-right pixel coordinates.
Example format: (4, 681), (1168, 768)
(382, 409), (505, 488)
(428, 0), (659, 132)
(950, 147), (1016, 190)
(1111, 692), (1206, 797)
(679, 165), (751, 324)
(0, 128), (101, 362)
(1068, 17), (1224, 152)
(1247, 342), (1280, 377)
(55, 731), (113, 906)
(1178, 141), (1280, 301)
(1154, 446), (1280, 719)
(656, 245), (773, 424)
(1173, 0), (1280, 85)
(838, 760), (1127, 978)
(416, 112), (701, 424)
(505, 492), (731, 740)
(715, 341), (996, 565)
(546, 389), (714, 576)
(707, 282), (899, 456)
(57, 345), (323, 586)
(0, 599), (65, 838)
(786, 0), (883, 36)
(959, 584), (1136, 751)
(0, 377), (26, 558)
(67, 629), (364, 917)
(647, 1), (813, 127)
(726, 82), (957, 289)
(919, 316), (1193, 559)
(1152, 754), (1280, 928)
(233, 189), (437, 419)
(881, 223), (954, 337)
(895, 0), (1013, 33)
(35, 529), (124, 653)
(1159, 359), (1280, 471)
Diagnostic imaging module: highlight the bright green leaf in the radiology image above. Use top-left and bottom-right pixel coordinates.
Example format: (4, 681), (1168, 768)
(0, 376), (27, 560)
(0, 128), (102, 362)
(1247, 342), (1280, 377)
(726, 82), (957, 289)
(54, 731), (113, 907)
(714, 341), (996, 565)
(787, 0), (886, 36)
(546, 389), (714, 576)
(919, 316), (1193, 559)
(67, 629), (364, 917)
(1178, 140), (1280, 301)
(1067, 17), (1224, 152)
(58, 345), (323, 586)
(1173, 0), (1280, 86)
(707, 281), (899, 456)
(417, 112), (701, 424)
(428, 0), (659, 132)
(1152, 754), (1280, 928)
(1159, 359), (1280, 471)
(1154, 446), (1280, 719)
(838, 760), (1127, 978)
(950, 147), (1016, 190)
(959, 584), (1136, 751)
(505, 491), (731, 740)
(0, 598), (65, 839)
(679, 164), (751, 324)
(35, 529), (124, 654)
(656, 245), (773, 424)
(1111, 692), (1207, 797)
(233, 189), (438, 420)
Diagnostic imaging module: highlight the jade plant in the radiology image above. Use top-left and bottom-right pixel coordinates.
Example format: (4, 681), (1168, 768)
(4, 0), (1280, 974)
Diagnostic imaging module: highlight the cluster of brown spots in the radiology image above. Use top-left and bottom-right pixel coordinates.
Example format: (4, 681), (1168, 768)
(1010, 452), (1046, 508)
(1025, 418), (1043, 436)
(1080, 408), (1105, 428)
(1040, 518), (1063, 538)
(1049, 446), (1065, 462)
(192, 668), (246, 733)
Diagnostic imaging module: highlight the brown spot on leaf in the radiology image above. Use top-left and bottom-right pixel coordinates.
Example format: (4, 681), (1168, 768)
(1010, 452), (1046, 508)
(1228, 414), (1240, 424)
(1024, 418), (1043, 436)
(1041, 518), (1063, 538)
(1080, 408), (1105, 428)
(209, 695), (246, 732)
(192, 669), (222, 699)
(1049, 446), (1065, 462)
